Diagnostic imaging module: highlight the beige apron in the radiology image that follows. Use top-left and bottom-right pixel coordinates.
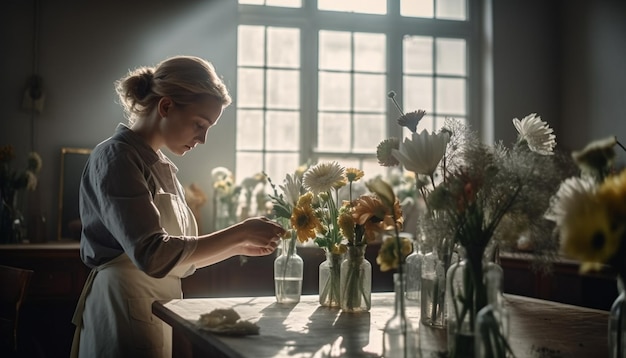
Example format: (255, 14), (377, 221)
(70, 191), (198, 358)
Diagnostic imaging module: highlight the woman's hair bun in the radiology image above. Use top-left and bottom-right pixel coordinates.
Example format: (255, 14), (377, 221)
(135, 70), (154, 100)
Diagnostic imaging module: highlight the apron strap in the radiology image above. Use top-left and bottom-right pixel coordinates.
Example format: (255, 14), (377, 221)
(70, 254), (127, 358)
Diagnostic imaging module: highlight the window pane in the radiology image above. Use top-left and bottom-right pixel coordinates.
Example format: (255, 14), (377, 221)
(237, 69), (265, 107)
(267, 69), (299, 109)
(403, 76), (433, 112)
(354, 33), (386, 72)
(319, 72), (351, 111)
(354, 74), (385, 112)
(239, 0), (301, 8)
(266, 0), (301, 7)
(354, 114), (385, 152)
(319, 31), (351, 71)
(436, 38), (466, 76)
(266, 111), (300, 150)
(436, 78), (465, 115)
(265, 153), (300, 183)
(318, 0), (387, 14)
(403, 36), (433, 75)
(268, 27), (300, 68)
(400, 0), (434, 18)
(436, 0), (466, 20)
(238, 26), (265, 66)
(236, 110), (264, 150)
(318, 113), (351, 151)
(362, 158), (387, 179)
(236, 152), (264, 182)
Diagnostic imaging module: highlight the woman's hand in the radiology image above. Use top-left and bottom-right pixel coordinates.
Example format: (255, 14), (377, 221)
(235, 217), (285, 257)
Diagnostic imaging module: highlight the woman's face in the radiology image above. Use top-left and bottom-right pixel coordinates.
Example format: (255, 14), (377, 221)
(158, 96), (224, 156)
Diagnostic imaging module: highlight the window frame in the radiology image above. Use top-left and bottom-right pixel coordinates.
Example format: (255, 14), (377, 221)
(236, 0), (485, 179)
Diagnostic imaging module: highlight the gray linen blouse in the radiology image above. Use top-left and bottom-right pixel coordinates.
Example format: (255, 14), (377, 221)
(78, 124), (198, 278)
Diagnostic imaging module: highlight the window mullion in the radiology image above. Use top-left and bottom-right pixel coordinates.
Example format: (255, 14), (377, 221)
(300, 7), (317, 164)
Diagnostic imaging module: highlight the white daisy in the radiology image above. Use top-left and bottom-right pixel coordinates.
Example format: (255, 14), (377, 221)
(544, 176), (597, 226)
(279, 173), (302, 206)
(391, 129), (450, 177)
(302, 161), (344, 194)
(513, 113), (556, 155)
(211, 166), (232, 181)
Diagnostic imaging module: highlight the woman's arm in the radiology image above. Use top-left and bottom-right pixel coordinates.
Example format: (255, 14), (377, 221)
(183, 216), (284, 268)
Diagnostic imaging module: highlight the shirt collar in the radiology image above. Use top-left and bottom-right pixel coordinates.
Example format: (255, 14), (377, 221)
(112, 123), (161, 167)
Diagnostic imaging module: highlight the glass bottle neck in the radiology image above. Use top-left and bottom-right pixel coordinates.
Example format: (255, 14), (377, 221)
(393, 273), (406, 315)
(281, 238), (297, 256)
(485, 264), (503, 306)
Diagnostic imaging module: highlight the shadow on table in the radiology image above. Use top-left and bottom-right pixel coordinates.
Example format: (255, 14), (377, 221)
(252, 304), (381, 357)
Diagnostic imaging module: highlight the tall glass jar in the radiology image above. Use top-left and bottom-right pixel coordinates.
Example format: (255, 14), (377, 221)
(319, 250), (343, 308)
(447, 259), (502, 358)
(274, 237), (303, 304)
(383, 272), (419, 357)
(340, 244), (371, 312)
(405, 234), (423, 303)
(446, 259), (471, 357)
(421, 248), (446, 328)
(475, 265), (512, 358)
(609, 277), (626, 358)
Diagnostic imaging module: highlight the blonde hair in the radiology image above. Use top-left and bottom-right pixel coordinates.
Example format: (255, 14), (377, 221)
(115, 56), (232, 124)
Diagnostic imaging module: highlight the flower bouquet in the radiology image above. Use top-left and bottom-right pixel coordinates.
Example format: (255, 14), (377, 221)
(428, 114), (570, 357)
(545, 136), (626, 357)
(339, 169), (405, 312)
(378, 89), (573, 356)
(0, 145), (42, 243)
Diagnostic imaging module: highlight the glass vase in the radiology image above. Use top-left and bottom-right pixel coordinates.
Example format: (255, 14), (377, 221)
(475, 265), (512, 358)
(383, 272), (419, 358)
(340, 244), (371, 312)
(609, 277), (626, 358)
(405, 235), (423, 303)
(0, 190), (25, 244)
(274, 237), (303, 304)
(420, 249), (447, 328)
(447, 258), (501, 358)
(446, 259), (472, 357)
(319, 250), (343, 308)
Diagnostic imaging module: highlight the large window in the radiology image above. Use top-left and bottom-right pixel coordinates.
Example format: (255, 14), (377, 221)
(236, 0), (476, 181)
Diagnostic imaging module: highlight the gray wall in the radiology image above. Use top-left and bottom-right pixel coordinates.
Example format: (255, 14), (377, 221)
(1, 0), (238, 239)
(1, 0), (625, 241)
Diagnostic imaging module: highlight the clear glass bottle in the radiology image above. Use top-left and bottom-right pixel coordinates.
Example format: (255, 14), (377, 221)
(340, 244), (372, 312)
(420, 248), (446, 328)
(446, 258), (471, 357)
(274, 237), (303, 304)
(475, 265), (512, 358)
(319, 250), (343, 307)
(405, 235), (423, 303)
(609, 277), (626, 358)
(383, 273), (419, 358)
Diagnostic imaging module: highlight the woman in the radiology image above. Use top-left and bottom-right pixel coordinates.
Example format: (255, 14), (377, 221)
(71, 56), (284, 358)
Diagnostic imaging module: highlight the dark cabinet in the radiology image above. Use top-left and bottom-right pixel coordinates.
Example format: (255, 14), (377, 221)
(500, 252), (618, 310)
(0, 242), (89, 358)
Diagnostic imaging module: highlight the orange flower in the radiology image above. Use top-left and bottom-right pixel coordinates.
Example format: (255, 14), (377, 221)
(352, 195), (403, 243)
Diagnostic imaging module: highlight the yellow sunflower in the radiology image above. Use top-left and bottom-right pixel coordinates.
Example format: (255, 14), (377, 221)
(556, 173), (626, 272)
(345, 168), (365, 183)
(290, 201), (321, 243)
(338, 210), (356, 243)
(376, 235), (413, 272)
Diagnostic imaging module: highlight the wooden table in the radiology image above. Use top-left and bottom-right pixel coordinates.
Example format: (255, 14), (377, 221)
(153, 293), (609, 358)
